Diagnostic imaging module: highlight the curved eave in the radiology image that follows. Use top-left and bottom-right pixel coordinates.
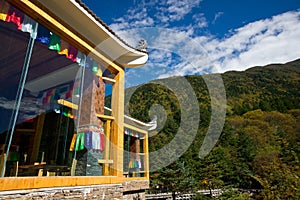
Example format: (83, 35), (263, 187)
(104, 107), (155, 131)
(34, 0), (148, 68)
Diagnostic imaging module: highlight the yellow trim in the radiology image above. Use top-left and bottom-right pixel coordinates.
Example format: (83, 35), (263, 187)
(96, 114), (115, 121)
(103, 120), (112, 176)
(102, 76), (116, 84)
(110, 71), (125, 177)
(57, 99), (78, 110)
(144, 132), (150, 179)
(98, 159), (113, 164)
(15, 129), (35, 133)
(0, 176), (149, 191)
(124, 124), (148, 135)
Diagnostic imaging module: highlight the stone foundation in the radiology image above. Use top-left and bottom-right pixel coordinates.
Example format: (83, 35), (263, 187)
(0, 180), (149, 200)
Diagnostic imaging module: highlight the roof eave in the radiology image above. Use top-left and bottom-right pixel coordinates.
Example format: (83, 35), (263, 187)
(36, 0), (148, 68)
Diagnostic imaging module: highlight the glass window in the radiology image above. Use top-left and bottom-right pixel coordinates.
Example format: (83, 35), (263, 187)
(0, 1), (111, 176)
(123, 128), (145, 177)
(0, 1), (32, 177)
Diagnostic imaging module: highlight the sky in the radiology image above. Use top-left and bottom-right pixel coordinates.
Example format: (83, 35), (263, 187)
(82, 0), (300, 88)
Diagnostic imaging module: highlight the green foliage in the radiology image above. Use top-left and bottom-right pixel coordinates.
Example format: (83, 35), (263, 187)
(151, 160), (197, 195)
(124, 59), (300, 198)
(218, 189), (252, 200)
(192, 193), (211, 200)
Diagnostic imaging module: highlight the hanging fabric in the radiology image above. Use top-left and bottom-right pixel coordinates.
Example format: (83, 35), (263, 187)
(91, 60), (103, 77)
(72, 79), (80, 97)
(67, 45), (78, 62)
(6, 5), (24, 30)
(76, 51), (86, 66)
(92, 131), (101, 150)
(75, 132), (85, 151)
(48, 32), (61, 51)
(84, 131), (93, 149)
(100, 133), (105, 151)
(21, 15), (38, 39)
(138, 159), (142, 169)
(92, 60), (98, 75)
(129, 160), (133, 168)
(69, 133), (77, 151)
(36, 25), (50, 45)
(58, 39), (69, 56)
(0, 0), (9, 21)
(85, 56), (93, 70)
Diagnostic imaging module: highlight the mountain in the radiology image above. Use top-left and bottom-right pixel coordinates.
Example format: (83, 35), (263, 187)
(126, 58), (300, 120)
(223, 59), (300, 115)
(124, 59), (300, 199)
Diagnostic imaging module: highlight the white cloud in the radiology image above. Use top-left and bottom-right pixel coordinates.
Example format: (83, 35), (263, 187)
(192, 13), (208, 28)
(211, 10), (300, 72)
(111, 0), (202, 32)
(157, 0), (202, 22)
(111, 4), (300, 87)
(212, 12), (224, 24)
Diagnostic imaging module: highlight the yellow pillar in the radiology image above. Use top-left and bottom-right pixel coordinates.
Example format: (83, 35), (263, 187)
(30, 114), (45, 163)
(110, 70), (125, 177)
(103, 119), (111, 176)
(144, 132), (150, 179)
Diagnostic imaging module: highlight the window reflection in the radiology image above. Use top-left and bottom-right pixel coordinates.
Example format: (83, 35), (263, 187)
(0, 1), (110, 177)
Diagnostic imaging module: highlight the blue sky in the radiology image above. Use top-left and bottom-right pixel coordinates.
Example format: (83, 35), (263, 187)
(82, 0), (300, 87)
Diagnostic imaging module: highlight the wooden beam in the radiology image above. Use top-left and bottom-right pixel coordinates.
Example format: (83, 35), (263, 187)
(110, 70), (125, 177)
(98, 160), (113, 164)
(124, 123), (148, 135)
(103, 120), (112, 176)
(0, 176), (149, 191)
(96, 114), (115, 121)
(102, 76), (116, 84)
(0, 153), (7, 177)
(57, 99), (78, 110)
(30, 114), (45, 163)
(144, 132), (150, 179)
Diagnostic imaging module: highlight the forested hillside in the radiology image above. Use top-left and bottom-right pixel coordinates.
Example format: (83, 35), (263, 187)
(124, 59), (300, 199)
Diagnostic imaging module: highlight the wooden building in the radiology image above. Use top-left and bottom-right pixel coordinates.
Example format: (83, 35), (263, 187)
(0, 0), (150, 198)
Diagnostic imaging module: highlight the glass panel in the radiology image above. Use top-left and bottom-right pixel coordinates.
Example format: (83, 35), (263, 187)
(124, 128), (145, 177)
(124, 134), (130, 174)
(15, 25), (80, 176)
(140, 138), (144, 153)
(0, 0), (112, 177)
(0, 1), (32, 177)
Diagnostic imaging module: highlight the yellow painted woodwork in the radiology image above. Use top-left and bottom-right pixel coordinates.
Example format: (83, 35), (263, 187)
(98, 160), (113, 164)
(0, 153), (7, 177)
(70, 159), (77, 176)
(124, 123), (148, 135)
(15, 129), (36, 133)
(144, 132), (150, 179)
(57, 99), (78, 110)
(102, 76), (116, 84)
(0, 176), (149, 191)
(111, 71), (125, 177)
(103, 120), (111, 176)
(96, 114), (115, 121)
(30, 114), (45, 163)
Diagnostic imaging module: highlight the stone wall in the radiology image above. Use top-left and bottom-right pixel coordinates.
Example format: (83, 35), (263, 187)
(0, 180), (149, 200)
